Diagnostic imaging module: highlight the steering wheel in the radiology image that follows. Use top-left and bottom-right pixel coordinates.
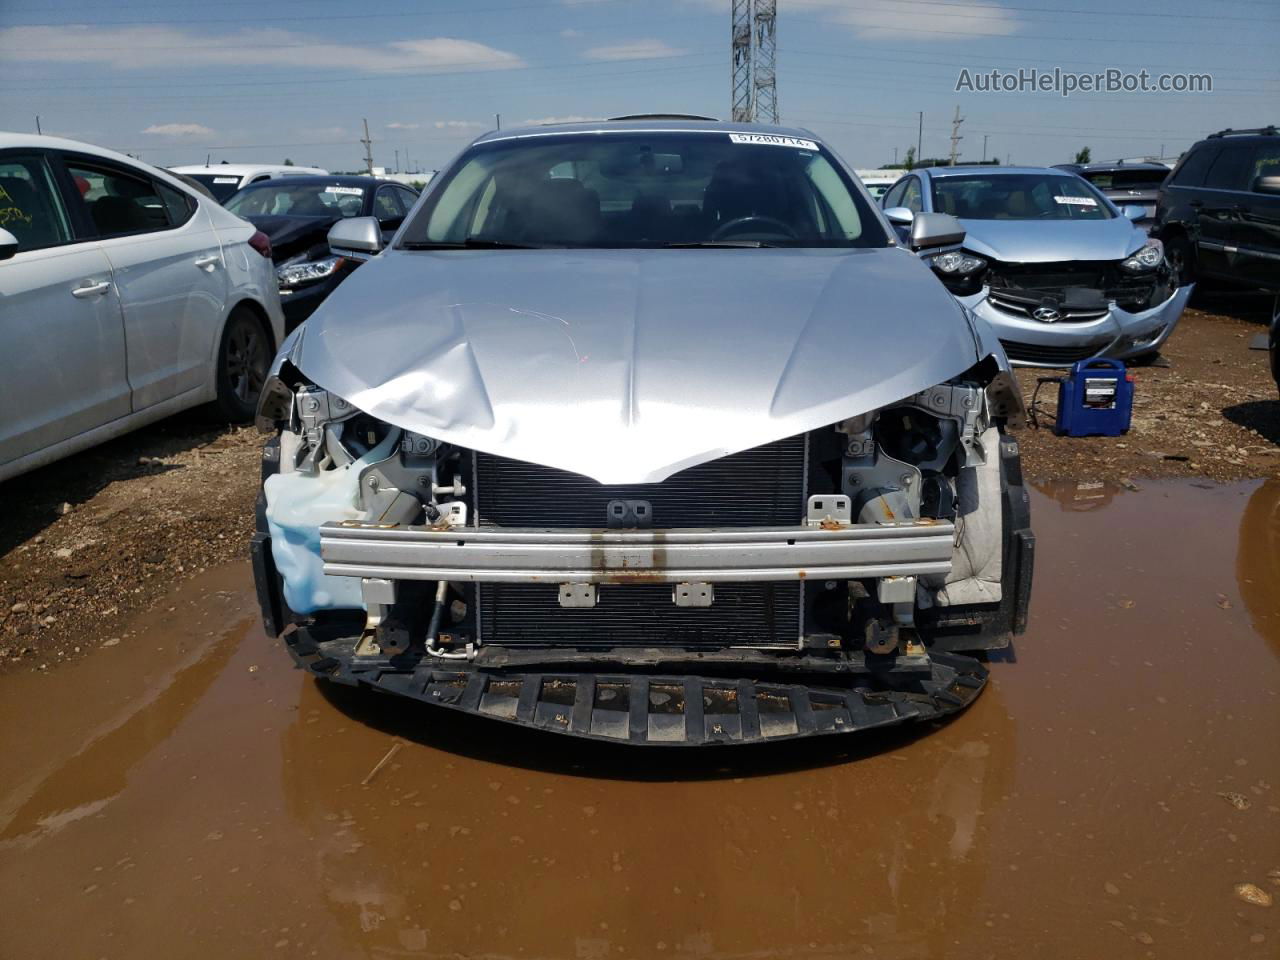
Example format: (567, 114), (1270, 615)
(710, 215), (799, 241)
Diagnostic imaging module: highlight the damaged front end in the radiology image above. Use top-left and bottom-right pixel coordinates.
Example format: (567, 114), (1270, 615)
(942, 245), (1192, 367)
(251, 334), (1033, 746)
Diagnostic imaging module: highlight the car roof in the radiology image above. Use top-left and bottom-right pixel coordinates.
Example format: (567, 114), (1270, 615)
(1076, 161), (1169, 173)
(917, 165), (1080, 179)
(471, 117), (823, 145)
(169, 163), (327, 176)
(0, 131), (213, 195)
(231, 174), (387, 189)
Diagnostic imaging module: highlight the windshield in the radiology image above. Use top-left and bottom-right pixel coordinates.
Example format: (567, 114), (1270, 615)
(932, 173), (1114, 221)
(402, 132), (888, 248)
(187, 173), (243, 203)
(224, 182), (367, 218)
(1080, 169), (1168, 191)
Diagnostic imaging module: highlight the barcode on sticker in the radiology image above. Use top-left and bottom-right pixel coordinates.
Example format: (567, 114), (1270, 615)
(1053, 195), (1097, 205)
(728, 133), (819, 150)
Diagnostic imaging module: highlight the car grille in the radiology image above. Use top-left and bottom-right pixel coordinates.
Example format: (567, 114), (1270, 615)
(478, 582), (803, 649)
(472, 434), (808, 648)
(988, 290), (1110, 322)
(1001, 339), (1109, 367)
(987, 259), (1156, 312)
(474, 433), (807, 529)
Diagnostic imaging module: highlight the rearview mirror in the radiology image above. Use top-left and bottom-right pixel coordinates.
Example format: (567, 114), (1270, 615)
(1120, 204), (1147, 221)
(908, 212), (966, 251)
(0, 227), (17, 261)
(1253, 175), (1280, 196)
(328, 216), (383, 257)
(883, 206), (914, 226)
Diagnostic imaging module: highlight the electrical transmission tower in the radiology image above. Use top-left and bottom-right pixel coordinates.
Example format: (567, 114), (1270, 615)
(730, 0), (778, 124)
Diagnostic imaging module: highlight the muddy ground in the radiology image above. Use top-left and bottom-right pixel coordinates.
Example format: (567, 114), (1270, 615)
(1, 293), (1277, 673)
(1, 479), (1277, 958)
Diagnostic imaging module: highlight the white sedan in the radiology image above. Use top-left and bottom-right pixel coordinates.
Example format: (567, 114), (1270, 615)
(0, 133), (285, 483)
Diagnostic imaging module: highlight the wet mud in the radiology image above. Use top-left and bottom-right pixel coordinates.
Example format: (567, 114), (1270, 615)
(2, 480), (1278, 958)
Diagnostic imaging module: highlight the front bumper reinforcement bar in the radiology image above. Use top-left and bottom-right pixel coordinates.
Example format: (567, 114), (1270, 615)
(319, 519), (956, 584)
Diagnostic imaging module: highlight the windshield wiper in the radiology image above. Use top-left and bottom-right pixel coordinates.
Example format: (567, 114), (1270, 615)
(401, 238), (546, 250)
(662, 239), (780, 248)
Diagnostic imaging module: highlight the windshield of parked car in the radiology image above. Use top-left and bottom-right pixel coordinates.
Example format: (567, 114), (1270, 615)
(224, 183), (367, 218)
(186, 173), (244, 203)
(1079, 169), (1168, 191)
(402, 131), (888, 248)
(932, 173), (1114, 220)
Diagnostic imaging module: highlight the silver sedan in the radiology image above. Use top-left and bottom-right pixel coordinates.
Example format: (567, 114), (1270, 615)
(881, 165), (1192, 367)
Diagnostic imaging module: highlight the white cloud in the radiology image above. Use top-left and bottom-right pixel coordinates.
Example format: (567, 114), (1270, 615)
(142, 123), (214, 137)
(685, 0), (1018, 40)
(386, 122), (420, 130)
(523, 115), (600, 126)
(0, 25), (526, 72)
(434, 120), (486, 129)
(561, 28), (584, 38)
(583, 39), (687, 61)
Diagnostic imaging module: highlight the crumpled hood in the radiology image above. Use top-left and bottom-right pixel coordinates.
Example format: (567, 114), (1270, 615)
(245, 214), (336, 264)
(298, 247), (979, 483)
(959, 217), (1147, 263)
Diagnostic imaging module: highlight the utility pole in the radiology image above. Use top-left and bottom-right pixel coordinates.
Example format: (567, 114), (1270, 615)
(361, 119), (374, 174)
(394, 149), (399, 174)
(893, 146), (898, 165)
(35, 115), (42, 135)
(495, 113), (501, 130)
(948, 105), (964, 166)
(982, 134), (988, 162)
(916, 111), (923, 165)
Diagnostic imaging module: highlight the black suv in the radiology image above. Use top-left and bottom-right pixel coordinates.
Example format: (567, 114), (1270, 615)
(1153, 127), (1280, 291)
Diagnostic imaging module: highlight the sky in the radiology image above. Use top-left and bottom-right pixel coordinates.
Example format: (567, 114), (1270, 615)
(1, 0), (1277, 174)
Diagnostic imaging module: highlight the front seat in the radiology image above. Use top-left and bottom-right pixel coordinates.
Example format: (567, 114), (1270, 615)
(518, 179), (601, 245)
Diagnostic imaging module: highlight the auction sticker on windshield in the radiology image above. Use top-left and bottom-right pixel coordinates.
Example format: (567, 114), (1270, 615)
(728, 133), (819, 150)
(325, 187), (364, 196)
(213, 177), (239, 184)
(1054, 195), (1097, 205)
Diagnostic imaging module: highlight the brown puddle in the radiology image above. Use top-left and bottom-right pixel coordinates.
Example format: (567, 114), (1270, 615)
(2, 480), (1278, 958)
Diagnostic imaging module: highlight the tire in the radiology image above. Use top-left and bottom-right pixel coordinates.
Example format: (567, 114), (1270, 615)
(1163, 231), (1196, 286)
(212, 306), (271, 422)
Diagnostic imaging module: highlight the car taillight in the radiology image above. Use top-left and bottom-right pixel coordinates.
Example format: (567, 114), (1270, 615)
(248, 230), (272, 259)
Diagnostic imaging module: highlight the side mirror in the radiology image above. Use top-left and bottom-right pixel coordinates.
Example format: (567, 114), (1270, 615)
(908, 212), (966, 251)
(1253, 175), (1280, 196)
(328, 216), (383, 257)
(883, 206), (914, 226)
(0, 227), (18, 261)
(1120, 204), (1147, 221)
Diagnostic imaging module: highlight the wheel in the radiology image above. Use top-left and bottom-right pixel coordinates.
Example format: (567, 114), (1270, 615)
(1163, 231), (1196, 286)
(212, 306), (271, 422)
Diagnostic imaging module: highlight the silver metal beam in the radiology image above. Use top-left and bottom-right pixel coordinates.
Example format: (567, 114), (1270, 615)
(320, 520), (955, 584)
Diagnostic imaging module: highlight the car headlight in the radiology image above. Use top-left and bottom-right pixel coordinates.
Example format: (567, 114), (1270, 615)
(277, 255), (345, 288)
(929, 251), (987, 275)
(1120, 240), (1164, 273)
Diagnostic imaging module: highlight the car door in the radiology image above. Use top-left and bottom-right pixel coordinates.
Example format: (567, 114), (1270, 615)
(0, 150), (129, 471)
(59, 154), (229, 411)
(1197, 142), (1254, 277)
(1233, 140), (1280, 291)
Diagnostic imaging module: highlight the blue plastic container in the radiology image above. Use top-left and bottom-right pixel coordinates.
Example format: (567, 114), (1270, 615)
(1055, 358), (1134, 437)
